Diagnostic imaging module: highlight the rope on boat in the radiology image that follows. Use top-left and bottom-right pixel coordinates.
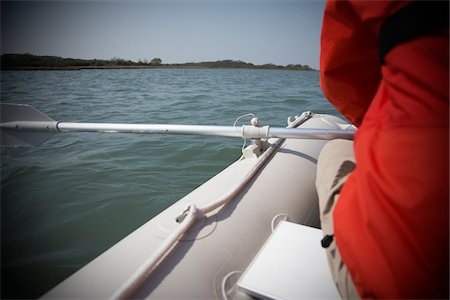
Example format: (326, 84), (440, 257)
(111, 111), (314, 299)
(232, 112), (257, 152)
(112, 204), (199, 299)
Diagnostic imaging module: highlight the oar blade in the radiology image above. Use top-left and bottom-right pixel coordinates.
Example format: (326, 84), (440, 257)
(1, 129), (55, 147)
(1, 103), (55, 147)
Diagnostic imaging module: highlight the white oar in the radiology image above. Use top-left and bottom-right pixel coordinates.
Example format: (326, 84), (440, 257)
(0, 103), (355, 147)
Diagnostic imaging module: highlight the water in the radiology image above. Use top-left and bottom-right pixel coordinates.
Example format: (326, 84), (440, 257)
(0, 69), (340, 298)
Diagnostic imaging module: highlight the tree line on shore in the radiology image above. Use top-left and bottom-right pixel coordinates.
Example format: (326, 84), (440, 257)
(0, 54), (315, 71)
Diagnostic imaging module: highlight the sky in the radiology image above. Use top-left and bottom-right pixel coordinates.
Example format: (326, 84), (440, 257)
(1, 0), (326, 68)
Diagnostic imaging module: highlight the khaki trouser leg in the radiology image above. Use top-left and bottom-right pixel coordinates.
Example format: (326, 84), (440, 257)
(316, 139), (360, 300)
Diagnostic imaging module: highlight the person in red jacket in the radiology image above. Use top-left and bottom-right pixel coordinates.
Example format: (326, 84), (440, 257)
(316, 1), (449, 298)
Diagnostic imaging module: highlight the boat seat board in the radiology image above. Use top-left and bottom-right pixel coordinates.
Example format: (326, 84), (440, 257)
(237, 221), (340, 300)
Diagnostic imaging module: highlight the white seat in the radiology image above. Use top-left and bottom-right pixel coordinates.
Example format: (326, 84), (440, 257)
(237, 221), (340, 300)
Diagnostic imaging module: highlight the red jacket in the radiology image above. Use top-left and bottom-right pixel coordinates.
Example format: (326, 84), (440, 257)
(321, 1), (449, 298)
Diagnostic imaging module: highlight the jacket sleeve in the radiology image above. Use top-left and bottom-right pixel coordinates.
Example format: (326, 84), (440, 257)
(319, 1), (407, 126)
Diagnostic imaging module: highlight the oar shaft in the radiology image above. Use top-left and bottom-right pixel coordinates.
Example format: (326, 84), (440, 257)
(2, 120), (354, 140)
(269, 127), (355, 140)
(0, 104), (355, 147)
(58, 123), (243, 138)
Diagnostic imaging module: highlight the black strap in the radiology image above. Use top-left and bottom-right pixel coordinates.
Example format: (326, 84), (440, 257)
(380, 1), (449, 64)
(321, 235), (334, 248)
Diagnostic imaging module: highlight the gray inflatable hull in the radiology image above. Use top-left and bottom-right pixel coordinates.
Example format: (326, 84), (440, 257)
(43, 114), (352, 299)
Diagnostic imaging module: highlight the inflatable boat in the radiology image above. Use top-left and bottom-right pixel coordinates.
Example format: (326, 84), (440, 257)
(1, 104), (354, 299)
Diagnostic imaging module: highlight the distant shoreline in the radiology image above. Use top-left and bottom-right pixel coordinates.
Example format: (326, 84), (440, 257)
(0, 54), (317, 71)
(0, 65), (317, 71)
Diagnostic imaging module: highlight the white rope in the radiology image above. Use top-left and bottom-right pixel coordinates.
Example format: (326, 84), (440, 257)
(232, 113), (256, 127)
(233, 113), (256, 152)
(199, 141), (278, 215)
(111, 111), (313, 299)
(112, 204), (199, 299)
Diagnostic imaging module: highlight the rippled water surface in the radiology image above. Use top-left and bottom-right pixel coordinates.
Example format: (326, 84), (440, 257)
(1, 69), (340, 298)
